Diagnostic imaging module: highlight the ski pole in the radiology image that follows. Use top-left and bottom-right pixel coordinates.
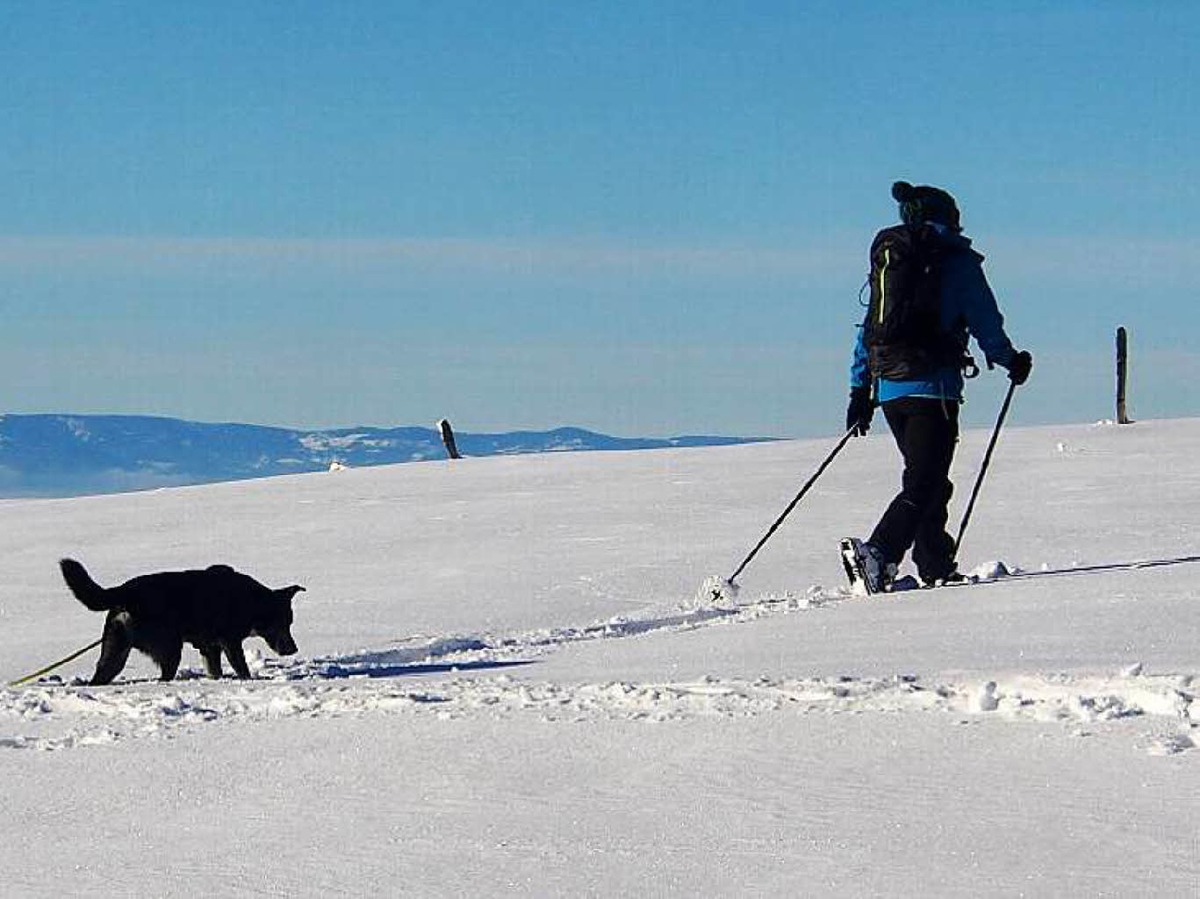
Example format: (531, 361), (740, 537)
(953, 378), (1017, 561)
(709, 426), (856, 599)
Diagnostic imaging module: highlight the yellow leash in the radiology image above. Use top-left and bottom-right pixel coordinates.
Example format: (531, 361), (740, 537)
(8, 638), (102, 687)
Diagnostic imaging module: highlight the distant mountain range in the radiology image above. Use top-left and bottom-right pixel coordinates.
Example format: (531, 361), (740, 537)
(0, 414), (772, 498)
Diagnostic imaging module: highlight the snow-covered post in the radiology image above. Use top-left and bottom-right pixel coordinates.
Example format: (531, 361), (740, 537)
(1116, 327), (1132, 425)
(438, 419), (461, 460)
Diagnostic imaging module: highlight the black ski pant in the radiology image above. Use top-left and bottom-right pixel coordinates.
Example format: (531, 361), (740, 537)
(868, 396), (959, 582)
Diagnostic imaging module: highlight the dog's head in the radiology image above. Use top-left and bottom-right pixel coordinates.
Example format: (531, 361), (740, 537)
(252, 584), (304, 656)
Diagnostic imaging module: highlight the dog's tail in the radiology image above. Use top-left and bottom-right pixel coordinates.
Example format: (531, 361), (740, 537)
(59, 558), (113, 611)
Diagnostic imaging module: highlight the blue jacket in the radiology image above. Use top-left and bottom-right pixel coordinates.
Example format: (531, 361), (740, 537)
(849, 226), (1016, 403)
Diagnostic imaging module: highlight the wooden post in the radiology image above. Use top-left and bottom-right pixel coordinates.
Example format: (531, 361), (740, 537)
(1116, 327), (1132, 425)
(437, 418), (461, 459)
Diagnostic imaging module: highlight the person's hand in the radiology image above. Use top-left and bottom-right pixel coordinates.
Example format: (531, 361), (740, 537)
(845, 385), (874, 436)
(1008, 350), (1033, 386)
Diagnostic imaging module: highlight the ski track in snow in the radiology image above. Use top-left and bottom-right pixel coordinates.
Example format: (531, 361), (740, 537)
(3, 568), (1197, 757)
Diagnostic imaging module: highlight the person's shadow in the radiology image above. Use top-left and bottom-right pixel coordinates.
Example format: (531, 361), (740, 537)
(298, 636), (536, 681)
(311, 658), (535, 680)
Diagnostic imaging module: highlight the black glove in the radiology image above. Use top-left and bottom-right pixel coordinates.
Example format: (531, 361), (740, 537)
(1008, 350), (1033, 386)
(845, 385), (874, 436)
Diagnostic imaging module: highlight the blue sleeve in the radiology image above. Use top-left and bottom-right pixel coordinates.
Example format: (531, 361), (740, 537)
(944, 253), (1015, 370)
(849, 323), (871, 389)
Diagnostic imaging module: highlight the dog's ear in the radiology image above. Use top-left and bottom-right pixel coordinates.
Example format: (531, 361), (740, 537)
(277, 585), (305, 602)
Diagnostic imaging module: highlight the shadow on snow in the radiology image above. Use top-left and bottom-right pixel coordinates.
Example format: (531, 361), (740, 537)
(981, 553), (1200, 586)
(307, 658), (537, 680)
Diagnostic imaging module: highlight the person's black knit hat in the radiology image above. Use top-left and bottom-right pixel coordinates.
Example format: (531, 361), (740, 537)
(892, 181), (961, 231)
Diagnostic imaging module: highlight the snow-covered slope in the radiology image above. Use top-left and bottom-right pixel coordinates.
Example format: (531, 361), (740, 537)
(1, 418), (1197, 896)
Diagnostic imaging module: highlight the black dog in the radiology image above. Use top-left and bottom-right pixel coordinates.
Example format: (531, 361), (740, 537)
(60, 558), (304, 685)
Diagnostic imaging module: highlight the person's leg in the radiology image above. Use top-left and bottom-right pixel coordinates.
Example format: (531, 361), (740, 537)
(911, 403), (959, 583)
(868, 398), (957, 575)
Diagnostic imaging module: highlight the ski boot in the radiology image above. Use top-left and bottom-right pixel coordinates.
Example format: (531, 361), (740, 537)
(840, 538), (896, 595)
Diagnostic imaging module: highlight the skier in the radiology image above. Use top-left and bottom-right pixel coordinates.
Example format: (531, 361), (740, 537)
(842, 181), (1032, 593)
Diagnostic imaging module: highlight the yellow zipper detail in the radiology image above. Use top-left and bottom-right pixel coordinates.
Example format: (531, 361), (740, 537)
(878, 247), (890, 324)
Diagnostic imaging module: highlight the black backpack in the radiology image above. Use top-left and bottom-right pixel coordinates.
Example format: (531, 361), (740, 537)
(861, 223), (959, 380)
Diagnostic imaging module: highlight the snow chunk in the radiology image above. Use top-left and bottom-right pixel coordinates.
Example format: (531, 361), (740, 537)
(1147, 733), (1196, 757)
(971, 681), (1000, 713)
(969, 560), (1014, 580)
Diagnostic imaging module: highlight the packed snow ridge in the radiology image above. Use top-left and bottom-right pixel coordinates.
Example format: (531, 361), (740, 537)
(4, 571), (1195, 757)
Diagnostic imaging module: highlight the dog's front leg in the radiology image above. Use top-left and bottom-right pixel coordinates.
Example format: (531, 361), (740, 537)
(222, 642), (253, 679)
(200, 645), (224, 679)
(156, 642), (182, 682)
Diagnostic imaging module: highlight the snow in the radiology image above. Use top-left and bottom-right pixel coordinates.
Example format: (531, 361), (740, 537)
(1, 417), (1198, 895)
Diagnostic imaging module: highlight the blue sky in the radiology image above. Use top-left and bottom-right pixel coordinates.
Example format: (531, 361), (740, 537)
(1, 2), (1197, 436)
